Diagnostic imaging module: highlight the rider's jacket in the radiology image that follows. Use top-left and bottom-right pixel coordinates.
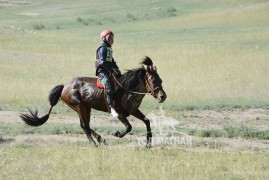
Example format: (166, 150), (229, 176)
(95, 42), (118, 76)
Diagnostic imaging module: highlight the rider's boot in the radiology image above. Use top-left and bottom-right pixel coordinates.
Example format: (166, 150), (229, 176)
(107, 90), (119, 118)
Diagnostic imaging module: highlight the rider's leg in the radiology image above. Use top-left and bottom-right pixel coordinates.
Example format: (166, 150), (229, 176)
(99, 71), (119, 118)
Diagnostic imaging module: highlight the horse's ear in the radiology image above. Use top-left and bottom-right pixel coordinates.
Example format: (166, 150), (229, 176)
(147, 65), (154, 72)
(154, 66), (157, 72)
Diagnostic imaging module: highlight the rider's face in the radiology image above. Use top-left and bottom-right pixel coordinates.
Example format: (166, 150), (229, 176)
(107, 34), (114, 45)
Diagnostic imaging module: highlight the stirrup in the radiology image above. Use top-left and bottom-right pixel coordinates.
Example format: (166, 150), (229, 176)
(110, 107), (119, 118)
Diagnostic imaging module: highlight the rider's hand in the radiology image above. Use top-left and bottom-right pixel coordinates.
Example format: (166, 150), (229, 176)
(111, 71), (118, 77)
(112, 69), (121, 78)
(115, 69), (121, 76)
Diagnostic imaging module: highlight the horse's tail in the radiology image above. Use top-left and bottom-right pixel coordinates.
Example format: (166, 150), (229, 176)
(20, 85), (64, 126)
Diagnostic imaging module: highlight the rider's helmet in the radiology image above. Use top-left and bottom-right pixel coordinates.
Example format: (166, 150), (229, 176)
(100, 30), (114, 41)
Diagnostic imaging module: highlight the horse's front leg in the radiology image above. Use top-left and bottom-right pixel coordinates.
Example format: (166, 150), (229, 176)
(112, 116), (132, 138)
(132, 109), (152, 148)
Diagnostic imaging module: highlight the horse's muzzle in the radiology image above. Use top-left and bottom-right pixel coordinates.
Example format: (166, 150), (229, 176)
(156, 89), (167, 103)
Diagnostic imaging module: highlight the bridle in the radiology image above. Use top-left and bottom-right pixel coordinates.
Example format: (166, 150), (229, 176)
(112, 72), (162, 96)
(144, 72), (163, 96)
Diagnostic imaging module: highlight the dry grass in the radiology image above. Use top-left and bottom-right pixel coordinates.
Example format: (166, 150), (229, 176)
(1, 143), (269, 179)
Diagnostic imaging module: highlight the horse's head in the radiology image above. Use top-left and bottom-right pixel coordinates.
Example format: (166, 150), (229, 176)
(141, 56), (167, 103)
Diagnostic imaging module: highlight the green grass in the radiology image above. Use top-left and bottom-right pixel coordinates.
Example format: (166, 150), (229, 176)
(224, 126), (269, 139)
(1, 0), (269, 112)
(1, 143), (269, 179)
(2, 122), (269, 140)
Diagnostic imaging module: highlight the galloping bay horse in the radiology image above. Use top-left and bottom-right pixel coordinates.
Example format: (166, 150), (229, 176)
(20, 56), (167, 147)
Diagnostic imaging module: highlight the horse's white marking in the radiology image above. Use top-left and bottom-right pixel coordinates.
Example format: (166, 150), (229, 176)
(144, 117), (150, 121)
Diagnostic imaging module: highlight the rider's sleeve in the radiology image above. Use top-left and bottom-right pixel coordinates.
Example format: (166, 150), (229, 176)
(111, 58), (119, 69)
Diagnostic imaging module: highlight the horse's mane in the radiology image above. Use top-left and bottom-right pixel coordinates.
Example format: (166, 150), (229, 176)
(115, 67), (146, 91)
(115, 56), (152, 91)
(141, 56), (153, 66)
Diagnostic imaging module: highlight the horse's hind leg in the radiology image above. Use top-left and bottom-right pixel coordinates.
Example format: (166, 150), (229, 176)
(77, 106), (97, 146)
(77, 105), (105, 146)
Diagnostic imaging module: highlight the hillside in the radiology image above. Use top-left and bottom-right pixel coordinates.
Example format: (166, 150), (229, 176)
(0, 0), (269, 111)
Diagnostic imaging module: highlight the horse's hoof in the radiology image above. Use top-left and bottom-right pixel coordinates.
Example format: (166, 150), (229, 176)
(100, 139), (107, 146)
(111, 131), (121, 137)
(146, 143), (152, 149)
(91, 143), (98, 148)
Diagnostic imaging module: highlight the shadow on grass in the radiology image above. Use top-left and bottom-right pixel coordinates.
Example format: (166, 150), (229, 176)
(0, 135), (15, 144)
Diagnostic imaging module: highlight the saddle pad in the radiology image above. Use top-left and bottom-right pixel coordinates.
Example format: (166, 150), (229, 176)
(96, 78), (104, 89)
(96, 78), (115, 89)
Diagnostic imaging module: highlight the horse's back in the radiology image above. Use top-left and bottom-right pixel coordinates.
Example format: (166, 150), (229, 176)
(61, 77), (106, 110)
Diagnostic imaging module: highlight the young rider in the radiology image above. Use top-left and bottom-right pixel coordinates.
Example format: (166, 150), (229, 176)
(95, 30), (121, 118)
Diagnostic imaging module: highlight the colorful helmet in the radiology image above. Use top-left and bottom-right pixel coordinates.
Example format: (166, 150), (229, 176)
(100, 30), (113, 41)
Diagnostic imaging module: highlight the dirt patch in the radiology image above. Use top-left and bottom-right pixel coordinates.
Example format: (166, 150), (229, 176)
(0, 26), (26, 35)
(1, 133), (269, 153)
(18, 12), (40, 17)
(179, 108), (269, 130)
(1, 109), (269, 152)
(194, 136), (269, 151)
(0, 0), (31, 7)
(2, 109), (269, 129)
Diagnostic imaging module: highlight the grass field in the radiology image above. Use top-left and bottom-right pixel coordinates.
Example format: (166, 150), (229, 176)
(1, 142), (269, 179)
(0, 0), (269, 111)
(1, 109), (269, 179)
(1, 0), (269, 179)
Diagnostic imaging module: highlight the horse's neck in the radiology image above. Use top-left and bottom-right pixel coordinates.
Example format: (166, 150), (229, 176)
(129, 78), (146, 93)
(123, 81), (146, 108)
(131, 83), (146, 97)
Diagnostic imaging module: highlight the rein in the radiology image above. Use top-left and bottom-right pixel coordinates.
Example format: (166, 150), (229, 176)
(112, 75), (152, 95)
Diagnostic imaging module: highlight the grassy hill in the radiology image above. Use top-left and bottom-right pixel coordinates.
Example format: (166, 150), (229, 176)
(0, 0), (269, 112)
